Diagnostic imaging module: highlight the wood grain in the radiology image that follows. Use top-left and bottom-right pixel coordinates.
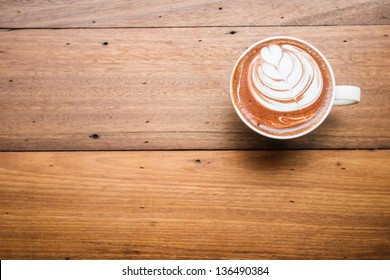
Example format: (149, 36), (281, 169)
(1, 26), (389, 150)
(0, 0), (389, 28)
(0, 150), (389, 259)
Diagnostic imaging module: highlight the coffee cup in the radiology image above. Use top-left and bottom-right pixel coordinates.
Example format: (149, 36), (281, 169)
(230, 36), (360, 139)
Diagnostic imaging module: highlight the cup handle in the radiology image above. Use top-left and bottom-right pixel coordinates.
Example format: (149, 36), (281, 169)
(334, 85), (361, 105)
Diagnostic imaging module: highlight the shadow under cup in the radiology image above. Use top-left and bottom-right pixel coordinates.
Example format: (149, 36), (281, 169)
(230, 36), (335, 140)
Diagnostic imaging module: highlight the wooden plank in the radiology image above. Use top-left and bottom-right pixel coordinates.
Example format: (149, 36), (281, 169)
(0, 0), (389, 28)
(0, 26), (389, 150)
(0, 150), (389, 259)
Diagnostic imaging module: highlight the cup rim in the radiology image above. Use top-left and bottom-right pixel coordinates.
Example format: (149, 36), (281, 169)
(230, 36), (336, 140)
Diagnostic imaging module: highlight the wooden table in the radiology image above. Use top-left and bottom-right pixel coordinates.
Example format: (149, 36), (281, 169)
(0, 0), (389, 260)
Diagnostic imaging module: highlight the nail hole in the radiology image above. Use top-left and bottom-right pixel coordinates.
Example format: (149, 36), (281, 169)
(24, 139), (29, 142)
(158, 15), (162, 18)
(219, 7), (223, 10)
(89, 134), (99, 139)
(280, 16), (284, 19)
(290, 168), (295, 171)
(32, 120), (36, 123)
(341, 167), (346, 170)
(198, 39), (202, 42)
(66, 42), (70, 45)
(139, 206), (145, 209)
(289, 200), (295, 203)
(145, 120), (149, 123)
(102, 42), (108, 46)
(139, 166), (144, 169)
(229, 31), (237, 35)
(384, 34), (388, 37)
(17, 11), (21, 13)
(9, 79), (13, 82)
(144, 140), (149, 143)
(343, 40), (347, 42)
(142, 81), (147, 84)
(92, 21), (96, 23)
(205, 121), (210, 124)
(49, 165), (54, 167)
(195, 159), (201, 164)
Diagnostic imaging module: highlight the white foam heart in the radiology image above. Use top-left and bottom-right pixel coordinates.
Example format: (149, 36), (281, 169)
(260, 44), (283, 67)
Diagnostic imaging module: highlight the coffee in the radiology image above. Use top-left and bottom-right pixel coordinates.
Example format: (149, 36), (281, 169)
(231, 37), (335, 138)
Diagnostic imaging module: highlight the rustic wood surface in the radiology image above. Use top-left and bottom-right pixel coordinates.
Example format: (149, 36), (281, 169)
(0, 0), (389, 28)
(0, 0), (389, 260)
(0, 151), (389, 259)
(1, 26), (389, 150)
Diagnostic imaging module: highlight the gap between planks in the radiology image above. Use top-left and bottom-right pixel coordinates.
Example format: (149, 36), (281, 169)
(1, 23), (390, 31)
(0, 148), (389, 153)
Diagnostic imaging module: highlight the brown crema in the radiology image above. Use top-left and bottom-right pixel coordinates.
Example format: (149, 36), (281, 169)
(231, 38), (334, 138)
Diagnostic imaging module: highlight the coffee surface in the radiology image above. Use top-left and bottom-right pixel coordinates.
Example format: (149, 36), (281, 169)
(231, 38), (334, 137)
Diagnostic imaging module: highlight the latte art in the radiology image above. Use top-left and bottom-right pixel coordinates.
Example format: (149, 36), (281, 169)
(231, 37), (334, 138)
(248, 44), (323, 112)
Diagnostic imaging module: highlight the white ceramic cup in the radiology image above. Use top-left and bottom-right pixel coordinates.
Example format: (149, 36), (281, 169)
(230, 36), (361, 139)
